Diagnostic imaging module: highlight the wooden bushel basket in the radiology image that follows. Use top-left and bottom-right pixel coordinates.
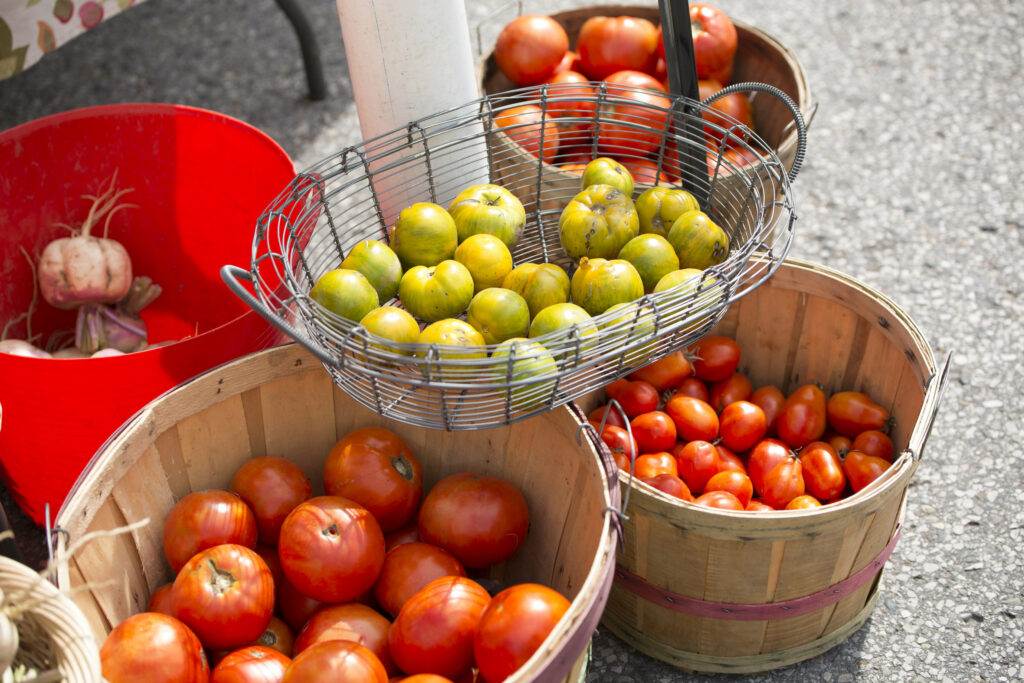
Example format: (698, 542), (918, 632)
(577, 258), (947, 673)
(52, 343), (621, 682)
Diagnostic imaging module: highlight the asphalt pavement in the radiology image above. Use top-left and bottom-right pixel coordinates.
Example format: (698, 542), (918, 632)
(0, 0), (1021, 681)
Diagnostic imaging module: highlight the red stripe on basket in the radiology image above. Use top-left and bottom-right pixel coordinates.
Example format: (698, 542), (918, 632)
(614, 524), (901, 621)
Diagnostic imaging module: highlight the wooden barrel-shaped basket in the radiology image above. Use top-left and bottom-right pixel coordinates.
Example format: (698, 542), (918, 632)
(52, 343), (621, 682)
(576, 258), (947, 673)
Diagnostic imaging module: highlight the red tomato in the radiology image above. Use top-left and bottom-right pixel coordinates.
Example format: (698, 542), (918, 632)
(539, 69), (597, 141)
(689, 3), (738, 85)
(147, 582), (174, 615)
(385, 523), (421, 552)
(698, 78), (753, 144)
(761, 456), (805, 510)
(254, 543), (285, 588)
(323, 427), (424, 533)
(630, 410), (678, 453)
(553, 49), (582, 74)
(674, 376), (710, 403)
(282, 640), (387, 683)
(596, 73), (672, 156)
(494, 104), (561, 160)
(494, 15), (569, 86)
(251, 615), (295, 658)
(399, 676), (457, 683)
(606, 379), (660, 418)
(852, 429), (895, 463)
(687, 336), (741, 382)
(171, 544), (275, 652)
(576, 15), (659, 80)
(749, 385), (785, 437)
(211, 646), (290, 683)
(843, 449), (891, 493)
(718, 400), (767, 453)
(703, 470), (753, 508)
(278, 496), (386, 604)
(604, 68), (667, 92)
(596, 423), (638, 471)
(824, 430), (854, 455)
(374, 542), (467, 618)
(798, 441), (847, 501)
(826, 391), (890, 437)
(473, 583), (570, 683)
(674, 440), (720, 494)
(714, 444), (745, 474)
(639, 473), (693, 501)
(388, 576), (491, 679)
(664, 394), (719, 442)
(632, 451), (679, 479)
(776, 384), (828, 449)
(708, 372), (753, 412)
(785, 494), (823, 510)
(589, 402), (629, 429)
(276, 573), (330, 634)
(627, 350), (693, 391)
(747, 438), (793, 497)
(745, 499), (776, 512)
(231, 456), (313, 545)
(694, 490), (744, 510)
(163, 490), (258, 573)
(100, 612), (209, 683)
(417, 473), (529, 569)
(618, 156), (678, 186)
(293, 603), (395, 675)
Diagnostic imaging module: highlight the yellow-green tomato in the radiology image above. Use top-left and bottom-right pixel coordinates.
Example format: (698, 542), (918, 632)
(341, 239), (403, 302)
(466, 287), (531, 345)
(491, 338), (559, 412)
(454, 233), (514, 293)
(654, 268), (726, 318)
(398, 260), (474, 323)
(634, 186), (700, 237)
(570, 258), (644, 316)
(600, 301), (658, 366)
(528, 302), (598, 368)
(390, 202), (458, 269)
(447, 183), (526, 246)
(416, 318), (487, 382)
(309, 268), (379, 323)
(581, 157), (634, 196)
(666, 209), (730, 269)
(559, 184), (639, 260)
(501, 262), (571, 319)
(616, 233), (680, 292)
(357, 305), (421, 355)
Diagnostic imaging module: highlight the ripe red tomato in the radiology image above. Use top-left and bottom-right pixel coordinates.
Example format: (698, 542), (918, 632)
(761, 456), (805, 510)
(275, 573), (330, 634)
(627, 350), (693, 391)
(674, 440), (720, 494)
(689, 3), (738, 85)
(843, 449), (891, 493)
(595, 423), (638, 471)
(282, 640), (388, 683)
(698, 78), (753, 144)
(776, 384), (828, 449)
(576, 15), (660, 80)
(749, 385), (785, 437)
(494, 15), (569, 86)
(384, 523), (421, 552)
(323, 427), (424, 533)
(747, 438), (793, 497)
(171, 544), (275, 652)
(100, 612), (209, 683)
(785, 494), (823, 510)
(539, 69), (597, 142)
(630, 410), (677, 453)
(718, 400), (767, 453)
(589, 402), (628, 429)
(374, 542), (467, 618)
(163, 490), (258, 573)
(417, 473), (529, 569)
(664, 394), (719, 442)
(826, 391), (890, 437)
(230, 456), (313, 545)
(852, 429), (895, 463)
(211, 646), (291, 683)
(147, 582), (174, 615)
(687, 336), (741, 382)
(494, 104), (561, 160)
(553, 49), (582, 74)
(278, 496), (386, 604)
(694, 490), (744, 510)
(639, 473), (693, 501)
(606, 379), (660, 418)
(251, 615), (295, 658)
(798, 441), (847, 501)
(388, 576), (492, 679)
(293, 603), (395, 675)
(708, 372), (753, 412)
(604, 68), (667, 92)
(473, 583), (571, 683)
(704, 470), (753, 508)
(596, 73), (672, 156)
(674, 376), (710, 402)
(745, 499), (775, 512)
(632, 451), (679, 479)
(714, 444), (745, 474)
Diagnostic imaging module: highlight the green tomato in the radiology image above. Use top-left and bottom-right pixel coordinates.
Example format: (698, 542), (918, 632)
(581, 157), (634, 196)
(341, 239), (403, 302)
(501, 262), (571, 319)
(490, 338), (559, 412)
(390, 202), (458, 269)
(454, 233), (514, 293)
(466, 287), (531, 345)
(528, 302), (598, 369)
(558, 184), (639, 260)
(616, 233), (680, 292)
(398, 260), (474, 323)
(447, 183), (526, 246)
(666, 209), (730, 269)
(569, 258), (644, 316)
(309, 268), (379, 324)
(634, 186), (700, 237)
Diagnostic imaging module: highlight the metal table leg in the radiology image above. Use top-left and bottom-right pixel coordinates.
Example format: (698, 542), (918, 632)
(274, 0), (327, 101)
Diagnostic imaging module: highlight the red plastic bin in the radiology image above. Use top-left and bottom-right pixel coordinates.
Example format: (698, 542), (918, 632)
(0, 103), (296, 525)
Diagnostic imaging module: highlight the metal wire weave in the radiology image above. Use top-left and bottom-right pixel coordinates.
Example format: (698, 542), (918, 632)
(225, 82), (799, 430)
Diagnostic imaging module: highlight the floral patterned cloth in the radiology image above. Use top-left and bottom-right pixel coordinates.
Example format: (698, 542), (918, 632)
(0, 0), (139, 80)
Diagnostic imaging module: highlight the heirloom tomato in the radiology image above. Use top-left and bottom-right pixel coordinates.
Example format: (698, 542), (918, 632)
(576, 15), (660, 79)
(495, 104), (561, 160)
(211, 646), (291, 683)
(502, 262), (571, 319)
(251, 616), (295, 657)
(100, 612), (209, 683)
(559, 184), (639, 259)
(689, 3), (738, 84)
(230, 456), (313, 545)
(456, 237), (515, 295)
(569, 258), (644, 316)
(596, 73), (673, 156)
(340, 239), (403, 303)
(163, 490), (258, 573)
(616, 233), (681, 293)
(282, 640), (387, 683)
(448, 183), (526, 247)
(581, 156), (635, 195)
(827, 391), (890, 437)
(390, 202), (458, 270)
(147, 583), (174, 615)
(635, 186), (701, 238)
(275, 573), (328, 634)
(667, 209), (730, 270)
(494, 15), (569, 86)
(309, 268), (379, 324)
(374, 541), (467, 618)
(293, 603), (395, 674)
(399, 260), (475, 323)
(385, 522), (421, 552)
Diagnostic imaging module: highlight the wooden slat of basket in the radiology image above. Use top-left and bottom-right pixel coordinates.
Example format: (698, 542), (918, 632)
(176, 394), (253, 491)
(261, 370), (339, 489)
(109, 443), (175, 589)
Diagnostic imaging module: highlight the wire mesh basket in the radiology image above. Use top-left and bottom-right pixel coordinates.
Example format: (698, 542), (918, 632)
(223, 82), (803, 430)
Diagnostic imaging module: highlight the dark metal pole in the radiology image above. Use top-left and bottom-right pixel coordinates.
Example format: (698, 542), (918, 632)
(274, 0), (328, 101)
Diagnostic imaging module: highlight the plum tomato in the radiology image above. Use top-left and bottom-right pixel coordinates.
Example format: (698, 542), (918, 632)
(694, 490), (744, 510)
(843, 449), (892, 493)
(674, 376), (710, 403)
(747, 437), (793, 498)
(630, 410), (678, 453)
(687, 336), (741, 382)
(639, 473), (693, 501)
(761, 456), (805, 510)
(632, 451), (679, 479)
(664, 394), (719, 442)
(627, 349), (693, 392)
(674, 439), (720, 494)
(703, 469), (753, 508)
(708, 372), (753, 412)
(852, 429), (895, 463)
(718, 400), (767, 453)
(749, 385), (785, 437)
(595, 423), (639, 471)
(785, 494), (823, 510)
(605, 378), (660, 418)
(776, 384), (828, 449)
(826, 391), (890, 437)
(798, 441), (847, 501)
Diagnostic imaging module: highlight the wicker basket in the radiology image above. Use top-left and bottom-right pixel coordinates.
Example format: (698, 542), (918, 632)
(576, 258), (948, 673)
(52, 343), (621, 682)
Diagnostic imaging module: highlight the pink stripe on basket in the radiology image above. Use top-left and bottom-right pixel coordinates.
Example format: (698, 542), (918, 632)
(614, 524), (902, 621)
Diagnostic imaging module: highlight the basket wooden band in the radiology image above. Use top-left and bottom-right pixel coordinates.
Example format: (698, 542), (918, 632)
(613, 523), (902, 621)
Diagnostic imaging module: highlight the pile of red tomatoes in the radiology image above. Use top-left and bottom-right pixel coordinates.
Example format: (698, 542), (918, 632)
(589, 336), (897, 511)
(99, 427), (569, 683)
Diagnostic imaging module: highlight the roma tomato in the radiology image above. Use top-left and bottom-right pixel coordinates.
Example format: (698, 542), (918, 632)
(632, 451), (679, 479)
(374, 542), (467, 618)
(785, 494), (823, 510)
(473, 583), (571, 683)
(417, 473), (529, 569)
(749, 385), (785, 437)
(323, 427), (424, 532)
(694, 490), (744, 510)
(704, 470), (753, 508)
(824, 430), (854, 456)
(495, 104), (560, 160)
(494, 15), (569, 86)
(689, 3), (738, 84)
(630, 410), (677, 453)
(100, 612), (209, 683)
(278, 496), (386, 604)
(588, 402), (628, 429)
(627, 349), (693, 391)
(211, 646), (290, 683)
(639, 473), (693, 501)
(708, 372), (753, 412)
(714, 444), (745, 474)
(761, 456), (805, 510)
(576, 15), (660, 80)
(664, 394), (719, 442)
(674, 440), (720, 494)
(718, 400), (767, 453)
(293, 603), (395, 675)
(605, 379), (660, 418)
(674, 376), (710, 402)
(687, 336), (740, 382)
(230, 456), (313, 545)
(852, 429), (895, 463)
(776, 384), (828, 449)
(171, 544), (275, 652)
(282, 640), (387, 683)
(843, 449), (891, 493)
(798, 441), (847, 501)
(826, 391), (890, 437)
(747, 438), (793, 497)
(595, 423), (638, 471)
(388, 576), (492, 679)
(163, 490), (258, 573)
(745, 499), (776, 512)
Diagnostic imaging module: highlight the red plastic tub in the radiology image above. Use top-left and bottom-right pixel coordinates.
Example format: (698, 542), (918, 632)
(0, 104), (296, 525)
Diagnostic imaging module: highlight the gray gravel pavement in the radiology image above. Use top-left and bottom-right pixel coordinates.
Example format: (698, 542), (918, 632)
(1, 0), (1021, 680)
